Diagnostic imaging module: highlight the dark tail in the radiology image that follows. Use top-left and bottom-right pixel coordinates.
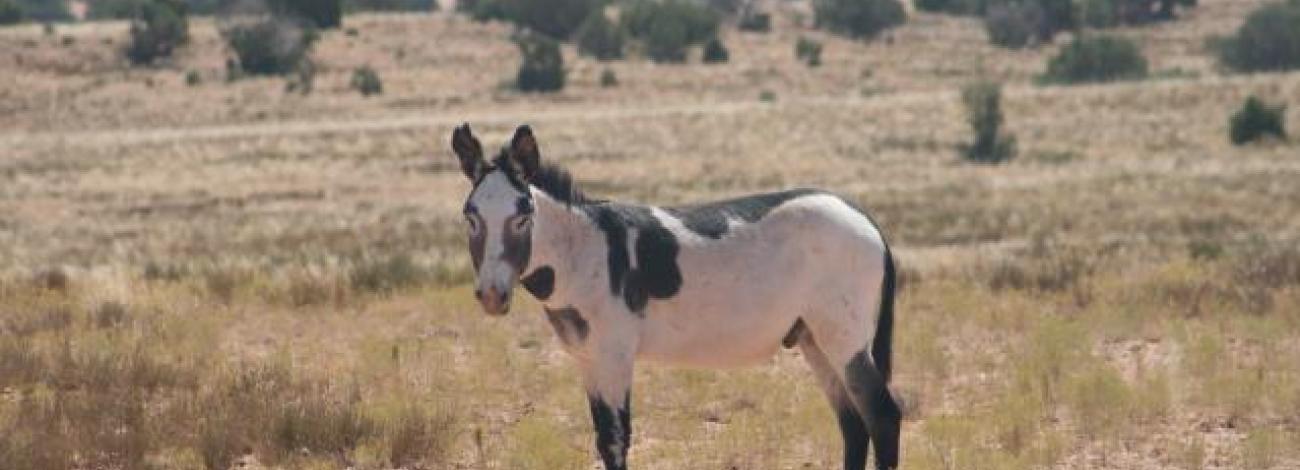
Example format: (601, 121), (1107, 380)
(872, 246), (896, 382)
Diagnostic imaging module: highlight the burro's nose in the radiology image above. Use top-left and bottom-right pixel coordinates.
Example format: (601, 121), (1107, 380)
(475, 286), (511, 315)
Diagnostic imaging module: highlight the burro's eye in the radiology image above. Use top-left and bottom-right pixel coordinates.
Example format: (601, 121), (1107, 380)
(510, 215), (532, 233)
(465, 214), (481, 236)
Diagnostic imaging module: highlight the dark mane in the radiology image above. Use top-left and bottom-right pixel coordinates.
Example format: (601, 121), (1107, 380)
(491, 152), (597, 206)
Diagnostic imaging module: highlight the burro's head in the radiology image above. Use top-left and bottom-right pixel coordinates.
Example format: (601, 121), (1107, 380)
(451, 124), (541, 316)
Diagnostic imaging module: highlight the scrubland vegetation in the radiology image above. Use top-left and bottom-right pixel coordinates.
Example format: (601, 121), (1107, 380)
(2, 0), (1300, 468)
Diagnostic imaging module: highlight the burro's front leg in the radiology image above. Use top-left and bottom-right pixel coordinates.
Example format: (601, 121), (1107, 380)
(580, 337), (636, 470)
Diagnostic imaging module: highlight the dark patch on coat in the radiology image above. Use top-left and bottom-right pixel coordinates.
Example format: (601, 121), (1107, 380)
(588, 392), (631, 470)
(844, 349), (902, 470)
(582, 203), (683, 314)
(782, 318), (806, 349)
(544, 307), (588, 347)
(521, 266), (555, 300)
(665, 188), (822, 239)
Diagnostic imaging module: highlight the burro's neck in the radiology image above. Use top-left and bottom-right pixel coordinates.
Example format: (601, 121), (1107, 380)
(524, 187), (597, 306)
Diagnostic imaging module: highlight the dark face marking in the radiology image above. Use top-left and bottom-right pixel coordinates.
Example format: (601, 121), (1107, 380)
(666, 188), (822, 239)
(583, 203), (683, 314)
(544, 306), (588, 347)
(464, 205), (485, 270)
(520, 266), (555, 300)
(588, 392), (631, 470)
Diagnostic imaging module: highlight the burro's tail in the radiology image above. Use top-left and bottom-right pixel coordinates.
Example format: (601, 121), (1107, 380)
(872, 246), (896, 382)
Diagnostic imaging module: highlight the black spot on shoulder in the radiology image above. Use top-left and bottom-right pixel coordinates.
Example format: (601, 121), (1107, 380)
(665, 188), (823, 239)
(545, 307), (588, 346)
(582, 203), (683, 315)
(521, 266), (555, 300)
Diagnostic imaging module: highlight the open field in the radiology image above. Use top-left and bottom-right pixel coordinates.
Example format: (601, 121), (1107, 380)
(2, 0), (1300, 468)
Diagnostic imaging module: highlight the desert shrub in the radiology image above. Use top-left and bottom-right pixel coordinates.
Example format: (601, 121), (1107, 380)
(386, 406), (458, 468)
(14, 0), (71, 22)
(1230, 96), (1287, 145)
(1216, 0), (1300, 73)
(985, 2), (1042, 49)
(812, 0), (905, 40)
(915, 0), (954, 12)
(468, 0), (597, 39)
(515, 33), (565, 91)
(621, 0), (719, 45)
(349, 253), (428, 293)
(93, 301), (130, 329)
(701, 36), (728, 63)
(737, 8), (770, 32)
(575, 10), (624, 60)
(270, 0), (341, 28)
(350, 65), (383, 96)
(185, 69), (201, 86)
(1081, 0), (1196, 27)
(222, 16), (318, 76)
(126, 0), (189, 65)
(0, 0), (23, 23)
(346, 0), (438, 12)
(960, 80), (1016, 163)
(644, 16), (688, 63)
(1042, 34), (1148, 84)
(599, 68), (617, 87)
(795, 36), (823, 66)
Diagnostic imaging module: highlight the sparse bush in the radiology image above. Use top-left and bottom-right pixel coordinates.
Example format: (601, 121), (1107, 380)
(350, 65), (383, 96)
(737, 8), (771, 32)
(621, 0), (719, 45)
(14, 0), (71, 22)
(0, 0), (22, 24)
(271, 0), (342, 29)
(1230, 96), (1287, 145)
(1042, 35), (1148, 84)
(984, 1), (1042, 49)
(758, 89), (776, 102)
(960, 80), (1017, 163)
(1081, 0), (1197, 27)
(459, 0), (510, 22)
(222, 16), (318, 76)
(795, 36), (822, 67)
(126, 0), (189, 65)
(347, 0), (439, 12)
(472, 0), (598, 39)
(515, 32), (565, 92)
(93, 301), (130, 329)
(185, 69), (202, 86)
(644, 17), (688, 63)
(600, 68), (617, 87)
(349, 254), (428, 294)
(386, 406), (458, 468)
(702, 36), (729, 63)
(575, 10), (624, 60)
(915, 0), (954, 12)
(1216, 0), (1300, 73)
(812, 0), (906, 40)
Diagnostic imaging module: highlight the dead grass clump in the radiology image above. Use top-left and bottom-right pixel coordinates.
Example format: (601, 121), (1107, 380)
(143, 261), (189, 282)
(386, 404), (459, 468)
(272, 394), (376, 462)
(93, 300), (131, 329)
(986, 244), (1098, 294)
(349, 253), (428, 295)
(3, 305), (74, 337)
(33, 267), (70, 292)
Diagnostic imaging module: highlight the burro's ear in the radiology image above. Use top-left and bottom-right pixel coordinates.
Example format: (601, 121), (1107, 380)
(509, 125), (541, 181)
(451, 123), (485, 181)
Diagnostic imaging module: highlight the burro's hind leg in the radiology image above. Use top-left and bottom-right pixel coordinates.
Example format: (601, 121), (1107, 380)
(803, 319), (901, 469)
(797, 330), (869, 470)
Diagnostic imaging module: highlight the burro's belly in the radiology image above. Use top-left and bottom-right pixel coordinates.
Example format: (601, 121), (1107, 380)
(633, 282), (805, 369)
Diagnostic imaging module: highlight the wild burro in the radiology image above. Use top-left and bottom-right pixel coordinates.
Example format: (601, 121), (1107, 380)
(451, 124), (902, 470)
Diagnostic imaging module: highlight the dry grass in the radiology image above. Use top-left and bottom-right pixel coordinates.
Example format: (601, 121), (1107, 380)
(3, 0), (1300, 468)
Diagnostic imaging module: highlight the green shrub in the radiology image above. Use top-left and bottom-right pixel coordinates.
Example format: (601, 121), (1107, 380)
(14, 0), (71, 22)
(515, 33), (565, 92)
(701, 36), (728, 63)
(87, 0), (142, 19)
(984, 2), (1042, 49)
(812, 0), (906, 40)
(459, 0), (510, 22)
(644, 16), (688, 63)
(346, 0), (438, 12)
(1042, 35), (1148, 84)
(599, 68), (617, 87)
(1216, 0), (1300, 73)
(1081, 0), (1196, 27)
(126, 0), (189, 65)
(795, 36), (823, 67)
(960, 80), (1016, 163)
(915, 0), (955, 12)
(471, 0), (597, 39)
(350, 65), (383, 96)
(1230, 96), (1287, 145)
(272, 0), (342, 29)
(222, 17), (319, 76)
(575, 10), (624, 60)
(621, 0), (719, 45)
(737, 8), (771, 32)
(0, 0), (22, 24)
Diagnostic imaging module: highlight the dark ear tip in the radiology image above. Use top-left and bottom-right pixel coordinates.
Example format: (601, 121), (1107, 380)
(455, 123), (473, 136)
(513, 125), (533, 138)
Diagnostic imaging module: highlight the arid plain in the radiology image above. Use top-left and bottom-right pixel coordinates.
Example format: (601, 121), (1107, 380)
(2, 0), (1299, 468)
